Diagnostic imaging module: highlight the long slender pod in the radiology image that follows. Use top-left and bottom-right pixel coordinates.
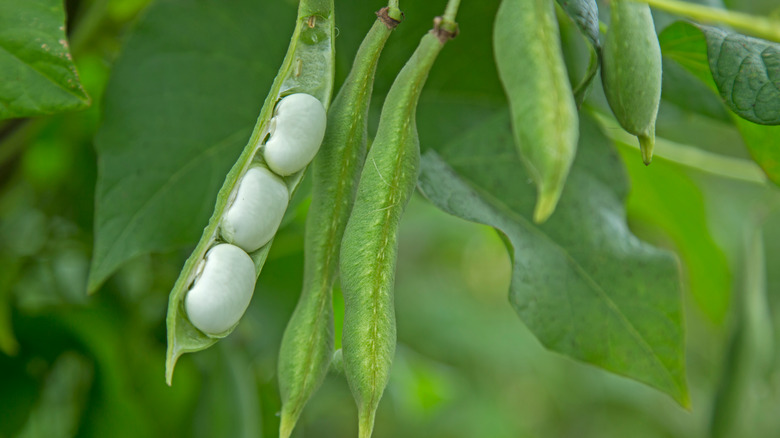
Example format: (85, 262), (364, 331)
(164, 0), (335, 385)
(277, 4), (402, 438)
(494, 0), (579, 223)
(340, 13), (458, 438)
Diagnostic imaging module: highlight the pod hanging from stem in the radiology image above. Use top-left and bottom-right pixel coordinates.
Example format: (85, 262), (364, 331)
(339, 6), (459, 438)
(277, 4), (402, 438)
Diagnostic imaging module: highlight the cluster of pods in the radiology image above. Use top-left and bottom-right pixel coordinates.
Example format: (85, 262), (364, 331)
(184, 93), (326, 336)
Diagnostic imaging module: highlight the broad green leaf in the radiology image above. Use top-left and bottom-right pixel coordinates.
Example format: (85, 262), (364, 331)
(659, 21), (780, 186)
(418, 112), (689, 406)
(614, 142), (731, 324)
(0, 0), (89, 119)
(659, 22), (714, 87)
(88, 0), (296, 292)
(734, 119), (780, 182)
(555, 0), (600, 49)
(700, 25), (780, 125)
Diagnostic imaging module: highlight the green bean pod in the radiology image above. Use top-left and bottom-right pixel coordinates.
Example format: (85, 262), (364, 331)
(277, 6), (402, 438)
(339, 17), (458, 438)
(494, 0), (579, 223)
(601, 0), (662, 165)
(164, 0), (335, 385)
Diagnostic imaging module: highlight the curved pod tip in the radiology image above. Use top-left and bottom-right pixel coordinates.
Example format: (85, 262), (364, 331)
(533, 183), (563, 224)
(639, 133), (655, 166)
(184, 243), (257, 336)
(221, 166), (289, 252)
(264, 93), (327, 176)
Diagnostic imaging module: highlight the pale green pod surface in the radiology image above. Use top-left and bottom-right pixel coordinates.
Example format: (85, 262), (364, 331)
(164, 0), (335, 385)
(601, 0), (662, 165)
(494, 0), (579, 224)
(340, 22), (455, 438)
(277, 6), (402, 438)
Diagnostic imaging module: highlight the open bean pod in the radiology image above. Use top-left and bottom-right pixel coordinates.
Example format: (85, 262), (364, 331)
(164, 0), (335, 385)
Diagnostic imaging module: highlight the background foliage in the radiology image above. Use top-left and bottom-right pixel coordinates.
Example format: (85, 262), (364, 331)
(0, 0), (779, 437)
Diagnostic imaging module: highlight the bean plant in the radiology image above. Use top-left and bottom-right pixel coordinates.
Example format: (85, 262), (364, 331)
(1, 0), (780, 437)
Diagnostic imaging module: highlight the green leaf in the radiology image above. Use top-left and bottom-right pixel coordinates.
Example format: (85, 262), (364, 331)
(614, 141), (732, 324)
(659, 21), (780, 186)
(734, 118), (780, 182)
(88, 0), (296, 292)
(556, 0), (600, 49)
(659, 21), (714, 87)
(659, 23), (730, 122)
(700, 25), (780, 125)
(418, 112), (689, 407)
(0, 0), (89, 119)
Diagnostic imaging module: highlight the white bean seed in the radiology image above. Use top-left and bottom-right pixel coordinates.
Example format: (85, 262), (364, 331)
(221, 166), (289, 252)
(185, 243), (256, 336)
(263, 93), (327, 176)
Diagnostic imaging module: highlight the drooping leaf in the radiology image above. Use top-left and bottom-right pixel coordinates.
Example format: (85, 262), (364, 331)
(418, 112), (689, 406)
(0, 0), (89, 119)
(614, 141), (732, 324)
(88, 0), (296, 292)
(700, 25), (780, 125)
(659, 21), (780, 186)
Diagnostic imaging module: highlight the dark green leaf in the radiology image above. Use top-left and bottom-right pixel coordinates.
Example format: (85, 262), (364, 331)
(659, 21), (780, 186)
(88, 0), (295, 292)
(0, 0), (89, 119)
(418, 112), (689, 406)
(700, 25), (780, 125)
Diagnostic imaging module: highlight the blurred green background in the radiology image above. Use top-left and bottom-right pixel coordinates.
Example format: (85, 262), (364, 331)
(1, 0), (780, 437)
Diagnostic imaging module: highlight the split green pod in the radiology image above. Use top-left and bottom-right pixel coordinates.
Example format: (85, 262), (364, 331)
(164, 0), (335, 385)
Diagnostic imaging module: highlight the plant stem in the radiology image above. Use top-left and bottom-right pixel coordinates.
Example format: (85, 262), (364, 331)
(442, 0), (461, 23)
(388, 0), (399, 9)
(634, 0), (780, 43)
